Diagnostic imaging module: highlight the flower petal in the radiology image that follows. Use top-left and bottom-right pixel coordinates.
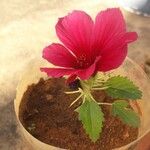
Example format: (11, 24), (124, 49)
(76, 56), (100, 80)
(56, 10), (93, 58)
(66, 74), (77, 84)
(92, 8), (126, 56)
(125, 32), (138, 43)
(92, 8), (138, 71)
(97, 32), (129, 71)
(97, 45), (127, 71)
(76, 64), (96, 80)
(42, 43), (77, 68)
(41, 57), (100, 80)
(40, 67), (77, 78)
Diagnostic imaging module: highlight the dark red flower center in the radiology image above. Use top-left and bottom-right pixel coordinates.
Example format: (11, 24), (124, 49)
(75, 54), (90, 69)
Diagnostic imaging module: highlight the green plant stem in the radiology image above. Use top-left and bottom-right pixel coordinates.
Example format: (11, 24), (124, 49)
(92, 87), (109, 90)
(95, 80), (106, 83)
(98, 102), (112, 106)
(70, 94), (83, 107)
(80, 81), (95, 101)
(65, 90), (80, 94)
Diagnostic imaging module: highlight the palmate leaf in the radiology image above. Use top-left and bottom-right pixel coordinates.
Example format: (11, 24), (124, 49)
(76, 99), (104, 142)
(112, 100), (140, 127)
(105, 76), (142, 99)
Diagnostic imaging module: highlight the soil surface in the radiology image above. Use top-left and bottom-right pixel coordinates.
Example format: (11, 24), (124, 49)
(19, 78), (138, 150)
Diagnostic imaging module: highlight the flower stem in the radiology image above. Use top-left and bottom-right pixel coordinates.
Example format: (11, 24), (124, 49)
(92, 87), (109, 90)
(65, 90), (80, 94)
(80, 80), (95, 102)
(70, 94), (83, 107)
(98, 102), (112, 106)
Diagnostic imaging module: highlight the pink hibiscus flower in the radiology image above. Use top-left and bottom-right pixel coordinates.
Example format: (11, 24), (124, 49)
(41, 8), (137, 81)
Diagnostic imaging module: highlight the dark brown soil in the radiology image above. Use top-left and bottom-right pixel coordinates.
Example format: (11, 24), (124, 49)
(19, 78), (138, 150)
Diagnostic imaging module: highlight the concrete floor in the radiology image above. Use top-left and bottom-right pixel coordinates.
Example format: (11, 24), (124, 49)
(0, 0), (150, 150)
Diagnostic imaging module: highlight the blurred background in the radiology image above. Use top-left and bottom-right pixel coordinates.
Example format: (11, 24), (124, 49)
(0, 0), (150, 149)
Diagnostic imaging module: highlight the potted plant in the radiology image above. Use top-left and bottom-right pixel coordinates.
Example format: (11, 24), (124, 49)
(14, 8), (150, 150)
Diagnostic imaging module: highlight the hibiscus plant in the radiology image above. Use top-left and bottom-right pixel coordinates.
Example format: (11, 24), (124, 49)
(41, 8), (142, 142)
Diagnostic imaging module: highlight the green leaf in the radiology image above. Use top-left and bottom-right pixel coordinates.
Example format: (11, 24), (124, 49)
(105, 76), (142, 99)
(76, 100), (104, 142)
(112, 100), (140, 127)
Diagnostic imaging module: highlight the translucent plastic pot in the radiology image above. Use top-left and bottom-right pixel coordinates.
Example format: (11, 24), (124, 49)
(14, 57), (150, 150)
